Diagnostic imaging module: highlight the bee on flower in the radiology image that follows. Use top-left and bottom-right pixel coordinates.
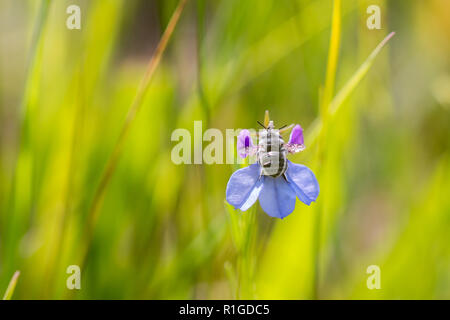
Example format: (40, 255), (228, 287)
(226, 112), (319, 219)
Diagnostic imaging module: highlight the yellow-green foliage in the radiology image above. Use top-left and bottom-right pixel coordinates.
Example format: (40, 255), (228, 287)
(0, 0), (449, 299)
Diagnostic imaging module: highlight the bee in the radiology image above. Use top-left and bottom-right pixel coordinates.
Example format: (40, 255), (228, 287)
(257, 120), (288, 179)
(241, 116), (305, 180)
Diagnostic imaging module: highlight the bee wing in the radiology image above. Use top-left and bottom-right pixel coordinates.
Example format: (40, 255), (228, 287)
(285, 143), (305, 154)
(248, 145), (259, 156)
(237, 145), (259, 157)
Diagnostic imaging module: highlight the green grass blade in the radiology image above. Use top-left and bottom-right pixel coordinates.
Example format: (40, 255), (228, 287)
(3, 271), (20, 300)
(3, 0), (52, 288)
(79, 0), (188, 269)
(314, 0), (342, 300)
(321, 0), (341, 116)
(306, 32), (395, 147)
(22, 0), (51, 114)
(329, 31), (396, 115)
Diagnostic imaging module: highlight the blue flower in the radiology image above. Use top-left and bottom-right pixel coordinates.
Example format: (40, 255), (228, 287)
(226, 124), (319, 219)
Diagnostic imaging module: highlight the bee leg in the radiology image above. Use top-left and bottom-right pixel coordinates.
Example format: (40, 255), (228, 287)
(282, 173), (288, 182)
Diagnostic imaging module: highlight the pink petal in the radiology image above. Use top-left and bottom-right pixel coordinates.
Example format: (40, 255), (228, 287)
(237, 129), (254, 158)
(289, 124), (304, 146)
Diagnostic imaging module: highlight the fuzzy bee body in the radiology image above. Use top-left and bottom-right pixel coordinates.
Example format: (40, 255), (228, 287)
(257, 122), (288, 178)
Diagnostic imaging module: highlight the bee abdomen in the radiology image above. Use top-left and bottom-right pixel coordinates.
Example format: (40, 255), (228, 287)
(258, 129), (288, 178)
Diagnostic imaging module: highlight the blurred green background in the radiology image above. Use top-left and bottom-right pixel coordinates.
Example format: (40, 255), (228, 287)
(0, 0), (449, 299)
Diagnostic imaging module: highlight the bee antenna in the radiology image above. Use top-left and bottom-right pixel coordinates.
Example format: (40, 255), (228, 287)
(278, 124), (287, 130)
(257, 120), (267, 129)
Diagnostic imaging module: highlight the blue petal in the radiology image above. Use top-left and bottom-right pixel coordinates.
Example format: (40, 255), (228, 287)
(226, 163), (262, 211)
(285, 160), (319, 205)
(258, 176), (296, 219)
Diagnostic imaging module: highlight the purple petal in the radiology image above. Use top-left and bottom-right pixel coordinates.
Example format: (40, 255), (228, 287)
(258, 176), (296, 219)
(226, 163), (262, 211)
(237, 129), (254, 158)
(285, 160), (319, 205)
(288, 124), (304, 146)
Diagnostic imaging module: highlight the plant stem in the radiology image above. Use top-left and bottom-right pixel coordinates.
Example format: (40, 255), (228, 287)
(237, 205), (256, 299)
